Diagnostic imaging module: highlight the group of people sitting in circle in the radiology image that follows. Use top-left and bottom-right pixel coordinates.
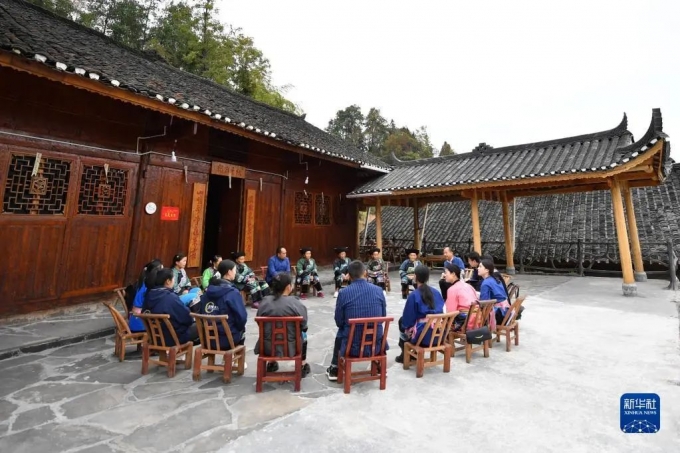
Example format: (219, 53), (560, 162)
(122, 244), (516, 383)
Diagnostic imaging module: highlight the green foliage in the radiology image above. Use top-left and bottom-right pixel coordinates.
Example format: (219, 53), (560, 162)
(439, 141), (455, 157)
(326, 105), (446, 161)
(26, 0), (300, 113)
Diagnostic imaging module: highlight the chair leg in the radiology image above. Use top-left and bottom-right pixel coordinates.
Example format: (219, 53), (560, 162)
(238, 351), (245, 375)
(379, 357), (387, 390)
(465, 343), (472, 364)
(483, 340), (490, 358)
(294, 359), (301, 392)
(185, 344), (193, 369)
(120, 339), (127, 362)
(207, 355), (215, 373)
(416, 351), (425, 378)
(370, 360), (378, 376)
(141, 342), (150, 375)
(403, 347), (412, 370)
(223, 351), (233, 384)
(343, 361), (351, 394)
(443, 345), (452, 373)
(167, 348), (177, 378)
(505, 329), (511, 352)
(192, 348), (202, 381)
(489, 334), (494, 349)
(256, 359), (264, 393)
(514, 325), (520, 345)
(337, 358), (344, 384)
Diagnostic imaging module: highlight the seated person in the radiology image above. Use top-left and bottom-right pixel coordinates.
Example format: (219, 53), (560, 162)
(333, 246), (351, 298)
(326, 260), (387, 381)
(396, 265), (445, 363)
(443, 263), (478, 331)
(296, 247), (324, 299)
(266, 246), (291, 285)
(201, 255), (222, 290)
(129, 259), (163, 333)
(142, 268), (198, 345)
(399, 248), (422, 299)
(478, 258), (511, 331)
(439, 246), (466, 295)
(231, 251), (271, 309)
(171, 253), (202, 307)
(197, 260), (248, 350)
(465, 251), (482, 291)
(366, 247), (387, 296)
(255, 271), (311, 377)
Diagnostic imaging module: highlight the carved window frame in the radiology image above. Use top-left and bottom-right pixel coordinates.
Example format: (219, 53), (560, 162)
(77, 163), (130, 216)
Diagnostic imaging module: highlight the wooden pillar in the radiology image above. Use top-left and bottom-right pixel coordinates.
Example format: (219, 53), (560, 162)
(471, 191), (482, 253)
(622, 182), (647, 282)
(413, 198), (421, 251)
(502, 193), (515, 274)
(610, 179), (637, 296)
(375, 198), (383, 257)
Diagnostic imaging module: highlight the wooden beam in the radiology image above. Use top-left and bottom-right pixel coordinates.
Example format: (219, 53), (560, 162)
(610, 179), (637, 295)
(471, 191), (482, 253)
(0, 54), (364, 171)
(502, 193), (515, 274)
(413, 198), (421, 250)
(622, 181), (646, 281)
(375, 198), (383, 258)
(507, 183), (610, 198)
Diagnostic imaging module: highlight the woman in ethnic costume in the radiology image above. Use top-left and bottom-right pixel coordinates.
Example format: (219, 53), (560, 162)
(366, 247), (387, 296)
(332, 246), (351, 298)
(231, 251), (271, 309)
(200, 255), (222, 290)
(171, 253), (202, 307)
(296, 247), (324, 299)
(395, 265), (445, 363)
(399, 248), (422, 299)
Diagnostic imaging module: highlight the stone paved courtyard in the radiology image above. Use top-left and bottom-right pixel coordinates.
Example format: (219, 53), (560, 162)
(1, 274), (679, 452)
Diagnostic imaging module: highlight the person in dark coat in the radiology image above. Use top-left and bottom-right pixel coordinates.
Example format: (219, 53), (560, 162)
(197, 259), (248, 349)
(142, 268), (198, 345)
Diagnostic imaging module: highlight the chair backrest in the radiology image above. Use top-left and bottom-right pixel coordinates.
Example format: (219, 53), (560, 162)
(501, 273), (512, 287)
(190, 276), (202, 288)
(191, 313), (236, 351)
(103, 301), (132, 335)
(255, 316), (303, 358)
(345, 316), (394, 359)
(478, 300), (496, 327)
(137, 313), (180, 348)
(460, 300), (495, 332)
(501, 296), (525, 326)
(112, 287), (130, 318)
(463, 268), (474, 281)
(259, 266), (268, 279)
(414, 312), (458, 347)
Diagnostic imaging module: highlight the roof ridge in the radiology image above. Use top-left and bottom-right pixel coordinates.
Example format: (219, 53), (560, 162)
(392, 113), (630, 167)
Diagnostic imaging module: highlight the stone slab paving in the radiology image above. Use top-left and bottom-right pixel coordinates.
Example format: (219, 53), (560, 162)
(0, 274), (678, 452)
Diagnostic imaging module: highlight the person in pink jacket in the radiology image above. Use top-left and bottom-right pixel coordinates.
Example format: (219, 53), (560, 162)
(443, 263), (478, 331)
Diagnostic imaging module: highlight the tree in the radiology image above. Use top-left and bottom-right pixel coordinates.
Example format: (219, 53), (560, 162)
(364, 108), (389, 157)
(384, 128), (425, 161)
(326, 105), (365, 150)
(439, 141), (454, 157)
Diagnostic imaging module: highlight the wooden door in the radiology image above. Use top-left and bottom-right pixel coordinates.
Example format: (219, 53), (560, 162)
(243, 174), (282, 267)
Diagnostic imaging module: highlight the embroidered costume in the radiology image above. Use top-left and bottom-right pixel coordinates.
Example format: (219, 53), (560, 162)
(399, 248), (422, 299)
(332, 246), (351, 291)
(366, 247), (387, 290)
(231, 251), (271, 305)
(296, 247), (323, 298)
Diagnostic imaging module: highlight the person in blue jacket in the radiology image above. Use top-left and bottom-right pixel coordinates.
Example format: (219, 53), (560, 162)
(197, 259), (248, 349)
(266, 246), (291, 285)
(128, 259), (163, 333)
(142, 268), (198, 345)
(396, 265), (445, 363)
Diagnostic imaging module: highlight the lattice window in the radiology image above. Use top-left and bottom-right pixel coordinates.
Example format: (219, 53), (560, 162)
(294, 191), (312, 224)
(78, 165), (129, 215)
(2, 154), (71, 215)
(315, 194), (331, 226)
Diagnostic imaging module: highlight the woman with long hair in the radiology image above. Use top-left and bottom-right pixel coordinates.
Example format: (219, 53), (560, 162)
(395, 265), (445, 363)
(478, 258), (510, 331)
(171, 253), (202, 307)
(443, 263), (478, 331)
(255, 272), (311, 377)
(200, 255), (222, 290)
(128, 259), (163, 333)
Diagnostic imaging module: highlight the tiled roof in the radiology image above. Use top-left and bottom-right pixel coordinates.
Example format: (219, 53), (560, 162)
(362, 163), (680, 264)
(350, 110), (671, 195)
(0, 0), (390, 172)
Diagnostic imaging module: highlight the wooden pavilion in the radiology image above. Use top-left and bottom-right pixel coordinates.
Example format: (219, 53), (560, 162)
(347, 111), (672, 296)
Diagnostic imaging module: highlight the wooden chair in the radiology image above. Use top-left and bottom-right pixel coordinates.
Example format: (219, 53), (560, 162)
(403, 312), (458, 378)
(191, 314), (246, 383)
(337, 316), (394, 394)
(463, 268), (474, 282)
(494, 296), (526, 352)
(137, 313), (193, 378)
(383, 262), (392, 292)
(255, 316), (304, 392)
(294, 270), (318, 297)
(260, 266), (268, 280)
(112, 287), (130, 318)
(103, 301), (146, 362)
(448, 300), (495, 363)
(501, 273), (512, 287)
(191, 276), (202, 288)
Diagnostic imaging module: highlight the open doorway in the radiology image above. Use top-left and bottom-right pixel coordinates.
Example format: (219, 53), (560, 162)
(202, 174), (243, 265)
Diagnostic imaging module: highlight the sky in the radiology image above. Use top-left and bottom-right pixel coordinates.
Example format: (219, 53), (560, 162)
(219, 0), (679, 159)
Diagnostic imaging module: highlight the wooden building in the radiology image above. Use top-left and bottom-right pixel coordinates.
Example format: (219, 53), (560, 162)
(0, 0), (389, 316)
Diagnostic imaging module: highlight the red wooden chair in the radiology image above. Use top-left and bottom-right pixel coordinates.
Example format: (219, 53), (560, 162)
(337, 316), (393, 394)
(103, 301), (146, 362)
(191, 314), (246, 383)
(255, 316), (304, 392)
(137, 313), (193, 378)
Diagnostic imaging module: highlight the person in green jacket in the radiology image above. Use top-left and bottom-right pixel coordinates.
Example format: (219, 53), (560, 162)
(200, 255), (222, 289)
(296, 247), (324, 299)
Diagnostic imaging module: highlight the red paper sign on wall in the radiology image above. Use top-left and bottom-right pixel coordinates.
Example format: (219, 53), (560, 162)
(160, 206), (180, 221)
